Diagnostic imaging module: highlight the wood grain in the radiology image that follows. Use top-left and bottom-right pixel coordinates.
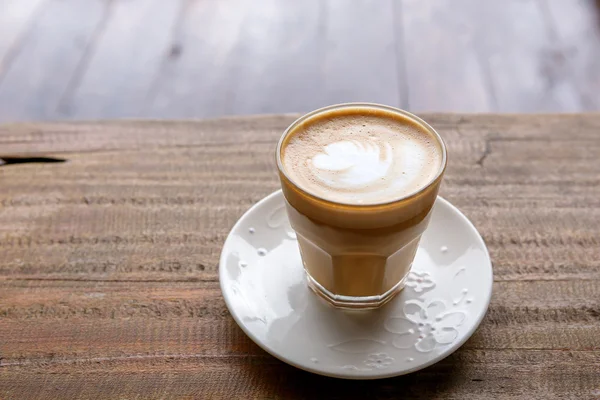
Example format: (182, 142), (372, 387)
(59, 0), (183, 119)
(321, 0), (402, 107)
(398, 0), (494, 112)
(151, 0), (327, 118)
(0, 0), (107, 123)
(543, 0), (600, 110)
(474, 0), (582, 112)
(218, 0), (326, 115)
(0, 0), (46, 76)
(1, 114), (600, 399)
(147, 0), (257, 118)
(149, 0), (405, 118)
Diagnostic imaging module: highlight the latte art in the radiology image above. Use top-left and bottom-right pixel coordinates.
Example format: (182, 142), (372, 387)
(311, 140), (392, 189)
(281, 111), (443, 205)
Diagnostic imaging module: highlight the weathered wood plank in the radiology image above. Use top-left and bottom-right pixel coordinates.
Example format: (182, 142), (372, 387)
(59, 0), (183, 119)
(399, 0), (493, 112)
(0, 0), (107, 122)
(473, 0), (582, 112)
(0, 204), (598, 283)
(149, 0), (325, 118)
(0, 0), (46, 77)
(224, 0), (325, 115)
(1, 279), (598, 364)
(321, 0), (401, 107)
(146, 0), (248, 118)
(2, 351), (600, 399)
(542, 0), (600, 110)
(1, 280), (598, 319)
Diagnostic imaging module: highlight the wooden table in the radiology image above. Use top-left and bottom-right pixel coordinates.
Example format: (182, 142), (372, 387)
(1, 115), (599, 399)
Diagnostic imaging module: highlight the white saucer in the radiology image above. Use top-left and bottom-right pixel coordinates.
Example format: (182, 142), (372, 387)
(219, 190), (493, 379)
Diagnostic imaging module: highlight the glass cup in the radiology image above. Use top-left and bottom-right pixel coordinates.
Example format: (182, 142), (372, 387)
(276, 103), (447, 309)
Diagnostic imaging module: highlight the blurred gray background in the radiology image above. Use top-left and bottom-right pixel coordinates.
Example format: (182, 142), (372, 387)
(1, 0), (599, 123)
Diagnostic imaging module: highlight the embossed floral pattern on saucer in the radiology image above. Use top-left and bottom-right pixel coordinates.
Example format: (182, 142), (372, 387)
(220, 190), (493, 379)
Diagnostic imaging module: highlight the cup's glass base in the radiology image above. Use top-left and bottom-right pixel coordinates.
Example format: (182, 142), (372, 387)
(305, 271), (408, 310)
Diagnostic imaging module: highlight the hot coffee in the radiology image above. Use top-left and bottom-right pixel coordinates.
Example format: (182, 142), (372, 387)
(277, 104), (446, 308)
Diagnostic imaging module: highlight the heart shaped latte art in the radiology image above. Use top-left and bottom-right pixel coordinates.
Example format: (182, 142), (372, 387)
(310, 140), (393, 189)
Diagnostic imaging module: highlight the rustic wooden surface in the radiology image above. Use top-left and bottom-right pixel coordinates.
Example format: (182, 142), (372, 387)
(1, 0), (600, 123)
(1, 114), (600, 399)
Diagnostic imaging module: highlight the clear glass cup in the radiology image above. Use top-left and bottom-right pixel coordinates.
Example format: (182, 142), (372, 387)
(276, 103), (447, 309)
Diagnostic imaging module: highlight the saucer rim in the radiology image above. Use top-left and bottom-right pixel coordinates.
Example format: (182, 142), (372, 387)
(219, 190), (493, 380)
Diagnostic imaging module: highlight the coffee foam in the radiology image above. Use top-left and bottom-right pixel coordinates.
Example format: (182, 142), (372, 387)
(281, 111), (443, 205)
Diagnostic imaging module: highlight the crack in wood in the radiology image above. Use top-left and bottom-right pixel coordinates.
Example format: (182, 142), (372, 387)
(0, 156), (66, 166)
(476, 138), (492, 167)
